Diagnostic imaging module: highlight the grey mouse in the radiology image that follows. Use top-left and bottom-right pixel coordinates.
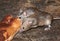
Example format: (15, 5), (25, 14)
(17, 7), (60, 32)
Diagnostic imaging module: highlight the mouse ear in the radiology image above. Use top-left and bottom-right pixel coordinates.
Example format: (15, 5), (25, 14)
(23, 11), (27, 16)
(28, 20), (33, 24)
(26, 19), (33, 24)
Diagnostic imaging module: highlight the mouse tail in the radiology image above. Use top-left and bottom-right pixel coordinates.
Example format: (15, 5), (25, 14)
(53, 17), (60, 19)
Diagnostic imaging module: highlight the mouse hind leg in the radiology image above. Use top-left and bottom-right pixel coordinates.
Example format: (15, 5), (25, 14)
(44, 24), (52, 31)
(44, 19), (52, 31)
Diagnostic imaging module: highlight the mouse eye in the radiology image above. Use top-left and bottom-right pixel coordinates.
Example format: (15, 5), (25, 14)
(23, 27), (24, 29)
(19, 17), (21, 19)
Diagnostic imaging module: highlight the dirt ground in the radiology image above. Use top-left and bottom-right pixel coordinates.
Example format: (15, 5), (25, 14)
(0, 0), (60, 41)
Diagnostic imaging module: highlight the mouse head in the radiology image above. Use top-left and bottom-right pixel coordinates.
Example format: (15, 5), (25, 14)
(20, 18), (33, 32)
(18, 8), (35, 19)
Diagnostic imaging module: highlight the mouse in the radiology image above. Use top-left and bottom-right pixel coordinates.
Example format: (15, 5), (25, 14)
(17, 7), (60, 32)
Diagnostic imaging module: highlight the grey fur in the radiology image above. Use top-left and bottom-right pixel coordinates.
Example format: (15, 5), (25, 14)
(17, 7), (59, 32)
